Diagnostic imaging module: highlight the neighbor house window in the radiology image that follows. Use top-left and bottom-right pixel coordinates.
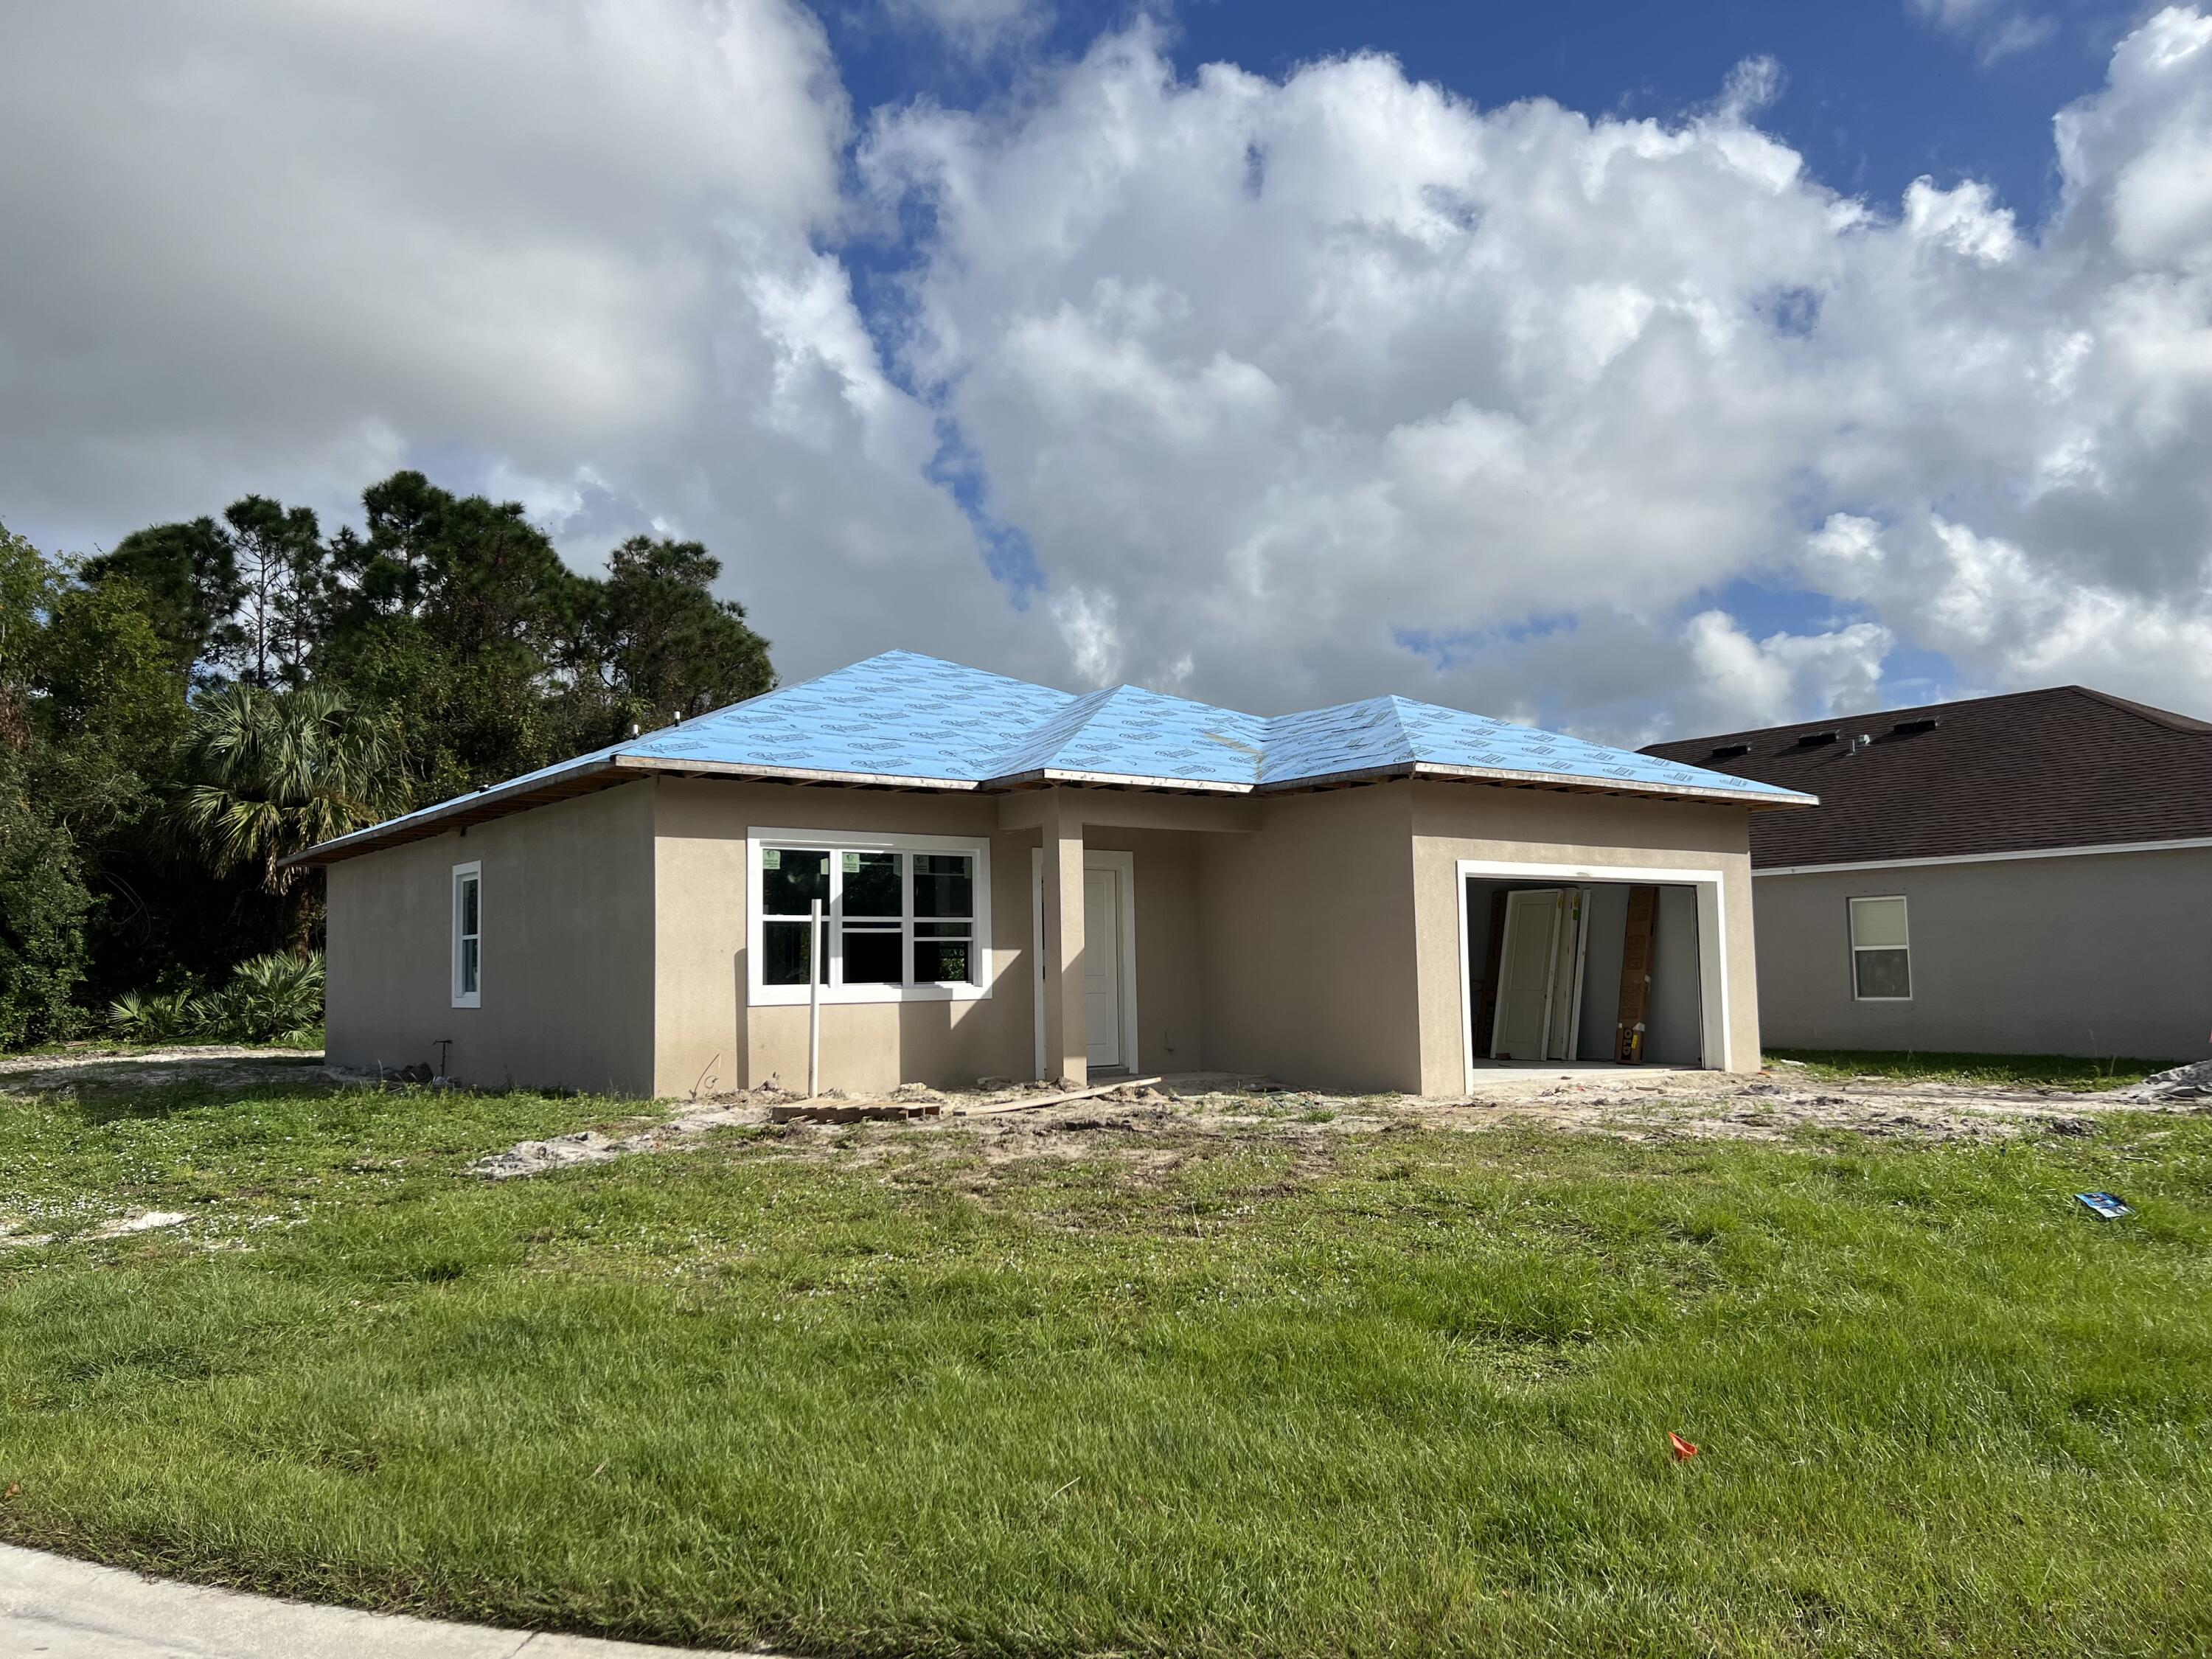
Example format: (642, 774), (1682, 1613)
(452, 862), (481, 1007)
(1848, 895), (1910, 1001)
(748, 829), (990, 1006)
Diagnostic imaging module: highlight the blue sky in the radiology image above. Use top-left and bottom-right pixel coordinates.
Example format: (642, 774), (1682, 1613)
(833, 1), (2142, 212)
(818, 0), (2167, 730)
(4, 0), (2209, 740)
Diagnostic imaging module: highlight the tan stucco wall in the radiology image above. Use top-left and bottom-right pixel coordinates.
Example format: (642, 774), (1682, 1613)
(650, 779), (1037, 1096)
(324, 781), (656, 1093)
(324, 772), (1772, 1099)
(1197, 784), (1423, 1093)
(1083, 827), (1207, 1075)
(1752, 847), (2212, 1060)
(647, 784), (1217, 1093)
(1408, 782), (1762, 1086)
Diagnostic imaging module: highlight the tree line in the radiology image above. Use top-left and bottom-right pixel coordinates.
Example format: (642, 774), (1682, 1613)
(0, 470), (773, 1046)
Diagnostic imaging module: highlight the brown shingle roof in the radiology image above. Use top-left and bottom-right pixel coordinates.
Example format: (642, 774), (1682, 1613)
(1643, 686), (2212, 869)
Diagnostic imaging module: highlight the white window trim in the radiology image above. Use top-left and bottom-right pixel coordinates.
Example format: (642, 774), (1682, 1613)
(451, 860), (481, 1009)
(746, 826), (994, 1006)
(1848, 894), (1912, 1003)
(1453, 858), (1733, 1089)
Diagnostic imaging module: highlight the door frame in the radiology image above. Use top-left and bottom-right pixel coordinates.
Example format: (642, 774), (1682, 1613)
(1033, 848), (1140, 1079)
(1455, 858), (1731, 1088)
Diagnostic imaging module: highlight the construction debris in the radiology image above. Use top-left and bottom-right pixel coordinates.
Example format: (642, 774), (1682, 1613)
(467, 1130), (624, 1179)
(2106, 1060), (2212, 1102)
(952, 1076), (1164, 1118)
(770, 1102), (942, 1124)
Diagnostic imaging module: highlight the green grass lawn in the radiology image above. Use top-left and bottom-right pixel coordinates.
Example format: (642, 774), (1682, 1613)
(1764, 1048), (2187, 1092)
(2, 1080), (2210, 1657)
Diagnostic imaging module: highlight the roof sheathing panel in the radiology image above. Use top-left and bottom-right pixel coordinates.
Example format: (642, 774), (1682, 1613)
(301, 650), (1813, 864)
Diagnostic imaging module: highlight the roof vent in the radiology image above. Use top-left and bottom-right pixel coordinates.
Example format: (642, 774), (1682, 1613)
(1891, 716), (1940, 735)
(1708, 742), (1751, 759)
(1794, 729), (1840, 747)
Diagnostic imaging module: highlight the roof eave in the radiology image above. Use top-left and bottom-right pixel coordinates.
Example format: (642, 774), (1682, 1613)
(283, 754), (632, 869)
(1402, 761), (1817, 807)
(608, 754), (979, 791)
(1253, 760), (1815, 807)
(288, 745), (1818, 869)
(285, 751), (984, 868)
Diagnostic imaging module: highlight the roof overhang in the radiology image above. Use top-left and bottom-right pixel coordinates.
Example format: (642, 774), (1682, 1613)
(288, 751), (1815, 868)
(1253, 759), (1817, 808)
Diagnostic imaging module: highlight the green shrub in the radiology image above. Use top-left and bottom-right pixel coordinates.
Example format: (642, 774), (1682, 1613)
(105, 987), (204, 1043)
(197, 950), (324, 1043)
(0, 779), (93, 1048)
(107, 952), (323, 1046)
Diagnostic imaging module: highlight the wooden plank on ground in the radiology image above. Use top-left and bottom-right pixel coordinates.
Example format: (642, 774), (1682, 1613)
(952, 1076), (1166, 1118)
(769, 1102), (943, 1124)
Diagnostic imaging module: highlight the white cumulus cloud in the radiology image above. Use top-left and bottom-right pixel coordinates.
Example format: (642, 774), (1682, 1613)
(5, 3), (2212, 743)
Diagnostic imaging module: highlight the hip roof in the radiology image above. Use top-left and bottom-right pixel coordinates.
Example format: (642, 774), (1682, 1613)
(296, 650), (1813, 864)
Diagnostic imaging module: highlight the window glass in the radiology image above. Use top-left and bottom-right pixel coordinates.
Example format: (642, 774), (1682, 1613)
(843, 929), (902, 984)
(914, 936), (974, 985)
(762, 848), (829, 916)
(1849, 897), (1908, 950)
(913, 854), (973, 919)
(844, 851), (901, 917)
(763, 919), (825, 986)
(754, 840), (984, 997)
(455, 872), (481, 1000)
(1854, 949), (1910, 1000)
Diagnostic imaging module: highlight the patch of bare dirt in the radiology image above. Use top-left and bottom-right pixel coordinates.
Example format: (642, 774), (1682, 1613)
(462, 1063), (2207, 1180)
(0, 1045), (328, 1096)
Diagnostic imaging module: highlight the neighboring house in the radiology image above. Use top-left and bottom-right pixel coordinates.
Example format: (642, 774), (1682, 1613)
(295, 652), (1810, 1098)
(1646, 686), (2212, 1062)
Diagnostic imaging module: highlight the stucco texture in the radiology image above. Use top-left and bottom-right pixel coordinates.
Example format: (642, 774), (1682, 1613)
(324, 781), (656, 1093)
(1409, 782), (1761, 1085)
(1197, 785), (1424, 1093)
(323, 773), (1772, 1099)
(1751, 848), (2212, 1061)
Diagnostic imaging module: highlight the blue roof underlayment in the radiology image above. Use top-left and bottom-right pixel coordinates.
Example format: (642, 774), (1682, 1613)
(321, 650), (1810, 856)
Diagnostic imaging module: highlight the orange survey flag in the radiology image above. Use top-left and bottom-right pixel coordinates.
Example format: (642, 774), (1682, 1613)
(1669, 1432), (1699, 1461)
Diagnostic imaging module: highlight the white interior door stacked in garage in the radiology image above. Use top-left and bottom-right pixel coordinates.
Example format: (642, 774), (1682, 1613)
(1032, 848), (1139, 1079)
(1489, 888), (1588, 1062)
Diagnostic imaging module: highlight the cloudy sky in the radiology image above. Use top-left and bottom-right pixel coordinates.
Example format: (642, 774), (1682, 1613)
(4, 0), (2209, 740)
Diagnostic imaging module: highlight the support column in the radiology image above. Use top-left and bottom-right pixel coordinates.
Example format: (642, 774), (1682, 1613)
(1039, 790), (1088, 1088)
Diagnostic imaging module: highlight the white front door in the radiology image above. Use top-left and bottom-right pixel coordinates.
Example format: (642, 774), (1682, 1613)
(1083, 866), (1123, 1068)
(1491, 888), (1564, 1061)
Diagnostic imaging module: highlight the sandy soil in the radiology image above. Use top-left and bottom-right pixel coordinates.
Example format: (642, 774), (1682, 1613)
(469, 1062), (2208, 1179)
(0, 1045), (327, 1095)
(4, 1045), (2195, 1180)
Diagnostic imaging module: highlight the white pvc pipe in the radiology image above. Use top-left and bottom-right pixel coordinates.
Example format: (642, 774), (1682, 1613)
(807, 897), (822, 1099)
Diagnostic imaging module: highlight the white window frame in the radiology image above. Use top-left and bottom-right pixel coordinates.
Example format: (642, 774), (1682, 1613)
(746, 827), (994, 1007)
(1848, 894), (1912, 1002)
(451, 860), (481, 1008)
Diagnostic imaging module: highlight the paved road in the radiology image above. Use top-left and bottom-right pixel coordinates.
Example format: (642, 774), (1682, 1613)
(0, 1544), (750, 1658)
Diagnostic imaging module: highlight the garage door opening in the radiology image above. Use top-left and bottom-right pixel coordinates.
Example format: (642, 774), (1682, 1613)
(1458, 863), (1728, 1077)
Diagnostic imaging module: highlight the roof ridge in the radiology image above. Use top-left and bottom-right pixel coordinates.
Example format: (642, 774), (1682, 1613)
(2065, 684), (2212, 735)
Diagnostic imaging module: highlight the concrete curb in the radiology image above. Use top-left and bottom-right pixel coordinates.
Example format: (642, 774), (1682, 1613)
(0, 1543), (754, 1658)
